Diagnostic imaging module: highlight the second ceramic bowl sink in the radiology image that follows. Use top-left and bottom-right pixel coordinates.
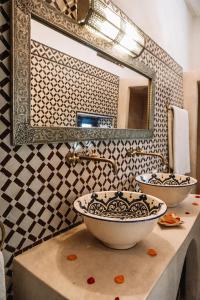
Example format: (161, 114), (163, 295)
(136, 173), (197, 207)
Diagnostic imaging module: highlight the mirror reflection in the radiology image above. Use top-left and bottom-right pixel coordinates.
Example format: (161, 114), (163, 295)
(31, 19), (151, 130)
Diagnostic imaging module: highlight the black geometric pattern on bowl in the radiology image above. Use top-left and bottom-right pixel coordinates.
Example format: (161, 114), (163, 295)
(141, 174), (191, 186)
(78, 192), (163, 219)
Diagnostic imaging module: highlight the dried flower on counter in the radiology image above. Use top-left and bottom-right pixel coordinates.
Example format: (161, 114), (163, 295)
(159, 213), (180, 224)
(66, 254), (77, 261)
(114, 275), (125, 284)
(147, 248), (157, 256)
(185, 211), (190, 214)
(87, 277), (95, 284)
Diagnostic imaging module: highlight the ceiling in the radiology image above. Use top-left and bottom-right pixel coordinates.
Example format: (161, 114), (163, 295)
(185, 0), (200, 16)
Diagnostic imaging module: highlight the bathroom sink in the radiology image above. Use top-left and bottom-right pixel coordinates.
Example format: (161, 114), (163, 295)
(74, 191), (167, 249)
(136, 173), (197, 207)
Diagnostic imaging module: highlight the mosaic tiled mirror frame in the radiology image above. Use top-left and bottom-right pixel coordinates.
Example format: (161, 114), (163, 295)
(12, 0), (156, 145)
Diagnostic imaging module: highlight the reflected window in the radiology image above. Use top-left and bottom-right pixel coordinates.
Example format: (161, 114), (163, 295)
(77, 112), (113, 128)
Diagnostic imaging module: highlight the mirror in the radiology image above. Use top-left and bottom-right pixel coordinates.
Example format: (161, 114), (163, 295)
(12, 0), (155, 144)
(31, 19), (150, 130)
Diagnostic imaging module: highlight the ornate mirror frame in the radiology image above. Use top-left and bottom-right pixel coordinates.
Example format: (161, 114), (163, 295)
(12, 0), (156, 145)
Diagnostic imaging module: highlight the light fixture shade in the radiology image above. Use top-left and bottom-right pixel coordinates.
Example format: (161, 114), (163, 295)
(77, 0), (145, 58)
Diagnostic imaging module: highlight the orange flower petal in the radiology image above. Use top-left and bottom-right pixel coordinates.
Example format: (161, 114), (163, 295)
(114, 275), (125, 284)
(192, 202), (199, 206)
(165, 219), (176, 224)
(147, 248), (157, 256)
(66, 254), (77, 261)
(160, 213), (181, 224)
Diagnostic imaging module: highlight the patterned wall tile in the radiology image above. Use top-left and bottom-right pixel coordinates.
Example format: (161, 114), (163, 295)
(46, 0), (77, 19)
(30, 40), (119, 128)
(0, 0), (183, 299)
(145, 37), (183, 76)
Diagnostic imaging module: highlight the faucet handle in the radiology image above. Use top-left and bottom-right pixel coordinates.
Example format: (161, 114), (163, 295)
(72, 142), (82, 152)
(90, 149), (98, 158)
(66, 151), (79, 166)
(127, 148), (133, 156)
(136, 146), (142, 152)
(162, 161), (169, 172)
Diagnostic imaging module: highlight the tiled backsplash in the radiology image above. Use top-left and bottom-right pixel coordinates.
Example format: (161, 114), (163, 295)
(30, 40), (119, 128)
(0, 0), (183, 297)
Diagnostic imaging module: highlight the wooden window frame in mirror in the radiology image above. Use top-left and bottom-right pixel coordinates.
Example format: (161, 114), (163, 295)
(12, 0), (156, 145)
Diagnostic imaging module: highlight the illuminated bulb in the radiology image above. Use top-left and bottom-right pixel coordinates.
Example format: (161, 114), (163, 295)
(124, 23), (144, 45)
(86, 25), (112, 42)
(88, 17), (120, 40)
(80, 0), (145, 56)
(119, 35), (142, 54)
(98, 20), (119, 40)
(114, 44), (135, 57)
(104, 7), (121, 28)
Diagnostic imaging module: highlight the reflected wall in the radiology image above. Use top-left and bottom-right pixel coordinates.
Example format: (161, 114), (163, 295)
(31, 19), (150, 130)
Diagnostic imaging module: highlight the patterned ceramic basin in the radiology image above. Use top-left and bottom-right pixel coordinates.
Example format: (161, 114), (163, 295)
(136, 173), (197, 207)
(74, 191), (167, 249)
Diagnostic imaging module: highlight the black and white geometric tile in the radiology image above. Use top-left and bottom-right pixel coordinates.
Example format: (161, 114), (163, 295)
(46, 0), (77, 19)
(31, 40), (119, 128)
(0, 0), (183, 299)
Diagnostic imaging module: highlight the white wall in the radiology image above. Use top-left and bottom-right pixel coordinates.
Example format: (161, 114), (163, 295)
(113, 0), (194, 70)
(191, 18), (200, 70)
(183, 19), (200, 178)
(183, 71), (200, 177)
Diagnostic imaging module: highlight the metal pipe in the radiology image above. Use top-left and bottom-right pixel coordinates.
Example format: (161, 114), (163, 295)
(127, 147), (168, 169)
(66, 151), (117, 174)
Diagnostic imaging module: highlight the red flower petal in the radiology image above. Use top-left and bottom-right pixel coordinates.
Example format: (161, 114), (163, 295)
(195, 195), (200, 198)
(66, 254), (77, 261)
(87, 277), (95, 284)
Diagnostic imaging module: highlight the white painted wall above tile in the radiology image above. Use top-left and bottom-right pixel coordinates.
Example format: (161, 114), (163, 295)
(185, 0), (200, 16)
(113, 0), (194, 71)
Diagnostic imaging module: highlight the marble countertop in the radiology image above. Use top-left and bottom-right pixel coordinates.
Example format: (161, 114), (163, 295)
(13, 194), (200, 300)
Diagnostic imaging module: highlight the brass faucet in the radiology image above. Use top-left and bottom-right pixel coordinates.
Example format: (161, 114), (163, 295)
(66, 150), (117, 174)
(127, 147), (168, 170)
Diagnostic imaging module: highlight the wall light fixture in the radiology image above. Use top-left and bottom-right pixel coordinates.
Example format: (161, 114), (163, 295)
(77, 0), (145, 58)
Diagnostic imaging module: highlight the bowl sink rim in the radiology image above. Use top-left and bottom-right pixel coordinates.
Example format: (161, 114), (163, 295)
(74, 191), (167, 223)
(135, 173), (197, 188)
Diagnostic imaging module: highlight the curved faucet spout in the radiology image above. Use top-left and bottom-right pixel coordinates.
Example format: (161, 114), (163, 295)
(79, 155), (117, 174)
(66, 151), (117, 174)
(127, 147), (168, 170)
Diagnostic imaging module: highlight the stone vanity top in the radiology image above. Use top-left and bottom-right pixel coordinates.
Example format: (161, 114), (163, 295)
(13, 195), (200, 300)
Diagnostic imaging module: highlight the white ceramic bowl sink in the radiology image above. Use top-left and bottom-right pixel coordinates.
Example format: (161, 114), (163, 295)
(74, 191), (167, 250)
(136, 173), (197, 208)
